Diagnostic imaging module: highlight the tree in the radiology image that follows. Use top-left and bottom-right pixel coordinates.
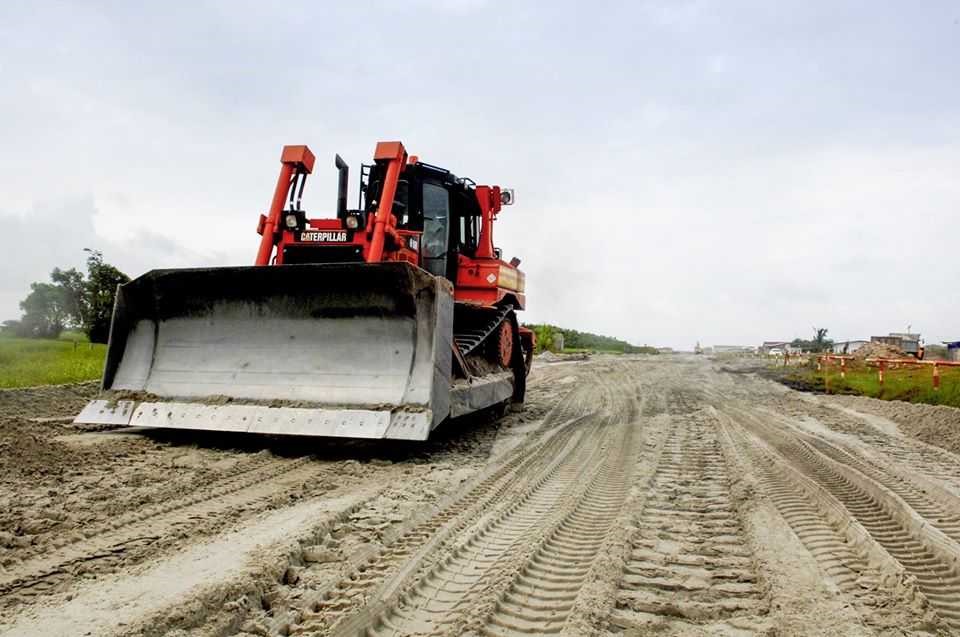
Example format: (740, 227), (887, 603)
(18, 282), (73, 338)
(83, 249), (130, 343)
(812, 327), (832, 353)
(51, 267), (88, 328)
(14, 250), (129, 342)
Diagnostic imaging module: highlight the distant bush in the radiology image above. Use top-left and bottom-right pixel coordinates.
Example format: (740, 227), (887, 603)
(523, 323), (657, 355)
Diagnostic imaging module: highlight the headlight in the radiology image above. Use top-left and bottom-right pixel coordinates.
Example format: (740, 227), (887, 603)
(408, 236), (419, 251)
(284, 213), (298, 229)
(345, 215), (359, 230)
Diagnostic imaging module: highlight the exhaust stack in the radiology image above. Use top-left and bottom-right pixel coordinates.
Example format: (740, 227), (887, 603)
(335, 154), (349, 217)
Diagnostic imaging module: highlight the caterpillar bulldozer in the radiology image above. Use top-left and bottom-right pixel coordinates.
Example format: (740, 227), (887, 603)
(74, 141), (534, 440)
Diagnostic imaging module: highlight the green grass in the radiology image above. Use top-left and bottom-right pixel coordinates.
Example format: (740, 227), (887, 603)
(0, 336), (106, 388)
(57, 330), (90, 342)
(779, 361), (960, 408)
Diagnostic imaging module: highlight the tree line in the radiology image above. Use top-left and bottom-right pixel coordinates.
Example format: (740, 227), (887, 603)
(790, 327), (834, 353)
(2, 250), (129, 343)
(523, 323), (659, 354)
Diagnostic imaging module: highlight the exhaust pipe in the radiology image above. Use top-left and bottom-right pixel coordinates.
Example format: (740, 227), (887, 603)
(335, 154), (349, 217)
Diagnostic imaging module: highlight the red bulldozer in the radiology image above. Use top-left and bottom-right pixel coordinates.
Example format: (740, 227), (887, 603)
(75, 141), (534, 440)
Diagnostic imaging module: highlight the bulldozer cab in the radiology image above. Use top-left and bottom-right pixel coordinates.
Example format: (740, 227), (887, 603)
(364, 162), (481, 281)
(421, 181), (450, 278)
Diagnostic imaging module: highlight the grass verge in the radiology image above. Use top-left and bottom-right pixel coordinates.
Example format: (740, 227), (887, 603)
(0, 336), (106, 388)
(771, 360), (960, 408)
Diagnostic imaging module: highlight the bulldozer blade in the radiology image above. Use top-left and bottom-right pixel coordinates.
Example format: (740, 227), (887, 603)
(74, 262), (454, 440)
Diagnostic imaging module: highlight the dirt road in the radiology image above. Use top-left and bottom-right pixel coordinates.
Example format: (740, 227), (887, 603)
(3, 356), (960, 636)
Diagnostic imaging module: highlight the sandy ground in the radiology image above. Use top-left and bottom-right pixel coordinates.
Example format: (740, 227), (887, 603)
(3, 357), (960, 635)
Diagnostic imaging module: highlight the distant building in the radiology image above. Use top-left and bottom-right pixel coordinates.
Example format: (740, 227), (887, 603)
(872, 333), (921, 356)
(831, 340), (869, 355)
(760, 341), (803, 356)
(945, 341), (960, 362)
(657, 347), (674, 354)
(759, 341), (789, 355)
(713, 345), (756, 355)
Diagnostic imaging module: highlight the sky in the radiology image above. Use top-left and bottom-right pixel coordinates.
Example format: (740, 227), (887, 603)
(1, 1), (958, 350)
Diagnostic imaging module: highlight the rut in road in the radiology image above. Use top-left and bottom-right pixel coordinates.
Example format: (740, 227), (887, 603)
(798, 432), (960, 543)
(356, 417), (613, 636)
(718, 418), (878, 599)
(608, 409), (768, 633)
(480, 414), (638, 635)
(284, 383), (601, 636)
(0, 454), (321, 603)
(737, 410), (960, 629)
(773, 395), (960, 495)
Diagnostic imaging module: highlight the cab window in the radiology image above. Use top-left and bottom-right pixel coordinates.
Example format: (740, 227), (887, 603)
(421, 182), (450, 277)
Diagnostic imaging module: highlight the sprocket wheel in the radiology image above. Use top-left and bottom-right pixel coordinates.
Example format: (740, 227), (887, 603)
(495, 320), (513, 368)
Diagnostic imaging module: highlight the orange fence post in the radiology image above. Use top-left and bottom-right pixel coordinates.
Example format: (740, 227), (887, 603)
(933, 363), (941, 391)
(878, 361), (885, 386)
(840, 358), (846, 380)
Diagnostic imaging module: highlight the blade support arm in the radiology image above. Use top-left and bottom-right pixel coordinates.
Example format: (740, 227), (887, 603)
(367, 141), (407, 262)
(255, 145), (315, 266)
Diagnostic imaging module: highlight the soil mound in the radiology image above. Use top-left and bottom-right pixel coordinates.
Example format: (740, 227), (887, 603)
(852, 342), (904, 360)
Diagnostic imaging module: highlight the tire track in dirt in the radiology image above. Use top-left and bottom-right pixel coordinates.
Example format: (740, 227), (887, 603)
(342, 417), (612, 636)
(324, 374), (624, 636)
(9, 448), (283, 561)
(773, 396), (960, 495)
(720, 421), (873, 595)
(796, 432), (960, 543)
(134, 379), (596, 637)
(735, 409), (960, 629)
(608, 409), (768, 634)
(326, 410), (597, 635)
(0, 454), (321, 602)
(272, 383), (599, 636)
(480, 415), (637, 635)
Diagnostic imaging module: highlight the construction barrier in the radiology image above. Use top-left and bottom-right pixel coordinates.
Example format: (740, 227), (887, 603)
(818, 355), (960, 391)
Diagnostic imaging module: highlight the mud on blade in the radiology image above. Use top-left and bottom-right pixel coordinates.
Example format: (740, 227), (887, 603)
(75, 262), (454, 440)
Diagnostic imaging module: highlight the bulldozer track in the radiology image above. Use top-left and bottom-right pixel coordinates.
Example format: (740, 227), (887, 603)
(779, 398), (960, 494)
(797, 433), (960, 543)
(289, 402), (597, 634)
(824, 417), (960, 495)
(480, 419), (638, 636)
(0, 455), (319, 601)
(328, 413), (615, 636)
(366, 423), (609, 636)
(718, 420), (874, 598)
(735, 410), (960, 629)
(454, 304), (514, 358)
(608, 411), (768, 632)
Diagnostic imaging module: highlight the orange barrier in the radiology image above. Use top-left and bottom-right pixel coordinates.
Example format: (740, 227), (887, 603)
(818, 354), (960, 390)
(864, 357), (960, 389)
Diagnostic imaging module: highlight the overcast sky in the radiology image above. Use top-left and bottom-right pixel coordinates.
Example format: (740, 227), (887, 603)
(2, 1), (958, 349)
